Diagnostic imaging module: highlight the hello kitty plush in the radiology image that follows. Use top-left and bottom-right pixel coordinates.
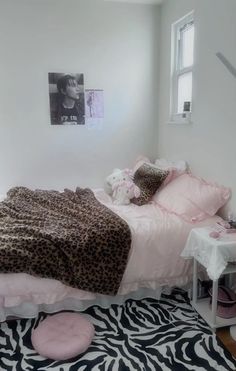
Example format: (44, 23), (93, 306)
(112, 180), (140, 205)
(104, 168), (133, 195)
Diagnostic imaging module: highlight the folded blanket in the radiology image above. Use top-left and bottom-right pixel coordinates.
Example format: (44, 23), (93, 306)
(0, 187), (131, 295)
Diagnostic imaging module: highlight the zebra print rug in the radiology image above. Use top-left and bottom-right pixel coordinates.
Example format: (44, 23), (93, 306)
(0, 289), (235, 370)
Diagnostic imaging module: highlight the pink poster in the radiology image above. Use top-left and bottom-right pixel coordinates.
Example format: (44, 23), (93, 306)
(85, 89), (104, 119)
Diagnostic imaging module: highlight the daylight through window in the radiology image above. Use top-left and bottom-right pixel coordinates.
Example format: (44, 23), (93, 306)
(170, 12), (194, 123)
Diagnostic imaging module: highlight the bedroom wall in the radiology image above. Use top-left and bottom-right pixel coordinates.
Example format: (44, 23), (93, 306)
(0, 0), (160, 194)
(156, 0), (236, 216)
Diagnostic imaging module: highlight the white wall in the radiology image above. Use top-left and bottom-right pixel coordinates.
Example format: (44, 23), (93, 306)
(0, 0), (160, 193)
(157, 0), (236, 215)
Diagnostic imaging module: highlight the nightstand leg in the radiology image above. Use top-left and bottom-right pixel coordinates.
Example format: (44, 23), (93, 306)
(212, 279), (218, 327)
(193, 258), (198, 304)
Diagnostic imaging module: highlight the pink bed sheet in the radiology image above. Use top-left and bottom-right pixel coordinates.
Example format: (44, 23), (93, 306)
(0, 189), (220, 309)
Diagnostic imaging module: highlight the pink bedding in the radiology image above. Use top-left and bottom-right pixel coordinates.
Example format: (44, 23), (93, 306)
(0, 189), (220, 310)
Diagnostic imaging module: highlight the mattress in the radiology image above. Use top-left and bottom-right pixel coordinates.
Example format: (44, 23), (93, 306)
(0, 189), (220, 320)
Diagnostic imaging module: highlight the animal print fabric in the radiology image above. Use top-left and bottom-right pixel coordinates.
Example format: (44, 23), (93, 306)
(132, 163), (169, 206)
(0, 186), (131, 295)
(1, 289), (235, 370)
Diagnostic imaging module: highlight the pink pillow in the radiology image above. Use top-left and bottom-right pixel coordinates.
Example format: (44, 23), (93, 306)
(31, 312), (94, 360)
(153, 173), (231, 222)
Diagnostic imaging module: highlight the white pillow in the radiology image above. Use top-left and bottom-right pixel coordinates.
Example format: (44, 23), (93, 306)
(155, 158), (188, 173)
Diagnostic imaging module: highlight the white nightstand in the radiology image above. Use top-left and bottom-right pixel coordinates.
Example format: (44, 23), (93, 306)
(181, 227), (236, 331)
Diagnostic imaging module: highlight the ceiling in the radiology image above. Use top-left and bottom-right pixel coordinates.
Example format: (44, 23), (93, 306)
(104, 0), (163, 4)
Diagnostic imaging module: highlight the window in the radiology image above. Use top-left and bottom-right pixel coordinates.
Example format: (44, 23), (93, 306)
(170, 12), (194, 123)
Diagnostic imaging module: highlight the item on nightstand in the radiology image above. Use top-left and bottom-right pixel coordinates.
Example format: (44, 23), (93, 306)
(216, 220), (231, 229)
(229, 220), (236, 229)
(209, 231), (221, 239)
(104, 168), (133, 195)
(112, 180), (140, 205)
(228, 212), (236, 229)
(208, 220), (236, 239)
(208, 286), (236, 319)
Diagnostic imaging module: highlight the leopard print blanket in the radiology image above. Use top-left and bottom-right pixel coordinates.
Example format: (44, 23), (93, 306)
(0, 187), (132, 295)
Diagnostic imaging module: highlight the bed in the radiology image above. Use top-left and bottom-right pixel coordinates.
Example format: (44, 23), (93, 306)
(0, 163), (231, 321)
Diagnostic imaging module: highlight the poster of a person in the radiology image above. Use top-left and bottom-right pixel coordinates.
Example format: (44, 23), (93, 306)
(48, 73), (85, 125)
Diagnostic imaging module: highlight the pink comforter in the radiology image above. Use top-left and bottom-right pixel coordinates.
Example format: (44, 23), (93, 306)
(0, 189), (220, 308)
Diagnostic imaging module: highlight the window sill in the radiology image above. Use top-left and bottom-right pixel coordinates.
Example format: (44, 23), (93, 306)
(168, 113), (192, 125)
(168, 120), (192, 125)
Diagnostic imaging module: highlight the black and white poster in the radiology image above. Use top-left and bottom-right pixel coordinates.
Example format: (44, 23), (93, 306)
(48, 73), (85, 125)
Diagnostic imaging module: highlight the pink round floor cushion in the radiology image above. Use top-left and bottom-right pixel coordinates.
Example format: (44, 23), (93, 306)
(31, 312), (94, 360)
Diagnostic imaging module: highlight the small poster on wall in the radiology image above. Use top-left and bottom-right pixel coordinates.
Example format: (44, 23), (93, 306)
(85, 89), (104, 130)
(48, 73), (85, 125)
(85, 89), (104, 119)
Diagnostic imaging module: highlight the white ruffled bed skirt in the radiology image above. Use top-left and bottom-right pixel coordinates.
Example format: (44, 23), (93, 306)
(0, 287), (165, 322)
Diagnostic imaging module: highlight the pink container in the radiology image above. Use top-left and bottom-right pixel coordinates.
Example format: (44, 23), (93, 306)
(209, 286), (236, 319)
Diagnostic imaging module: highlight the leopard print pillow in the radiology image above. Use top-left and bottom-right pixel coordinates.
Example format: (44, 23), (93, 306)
(131, 163), (169, 206)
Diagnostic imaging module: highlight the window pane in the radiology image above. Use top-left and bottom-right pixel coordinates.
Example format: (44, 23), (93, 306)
(177, 72), (192, 113)
(181, 25), (194, 68)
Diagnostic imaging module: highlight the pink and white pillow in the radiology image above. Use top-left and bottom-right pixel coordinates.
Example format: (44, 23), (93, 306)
(153, 173), (231, 223)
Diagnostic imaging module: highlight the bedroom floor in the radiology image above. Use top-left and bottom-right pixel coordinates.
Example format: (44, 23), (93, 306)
(0, 289), (235, 371)
(217, 328), (236, 358)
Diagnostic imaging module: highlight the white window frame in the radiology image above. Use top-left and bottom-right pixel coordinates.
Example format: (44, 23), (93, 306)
(170, 11), (194, 124)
